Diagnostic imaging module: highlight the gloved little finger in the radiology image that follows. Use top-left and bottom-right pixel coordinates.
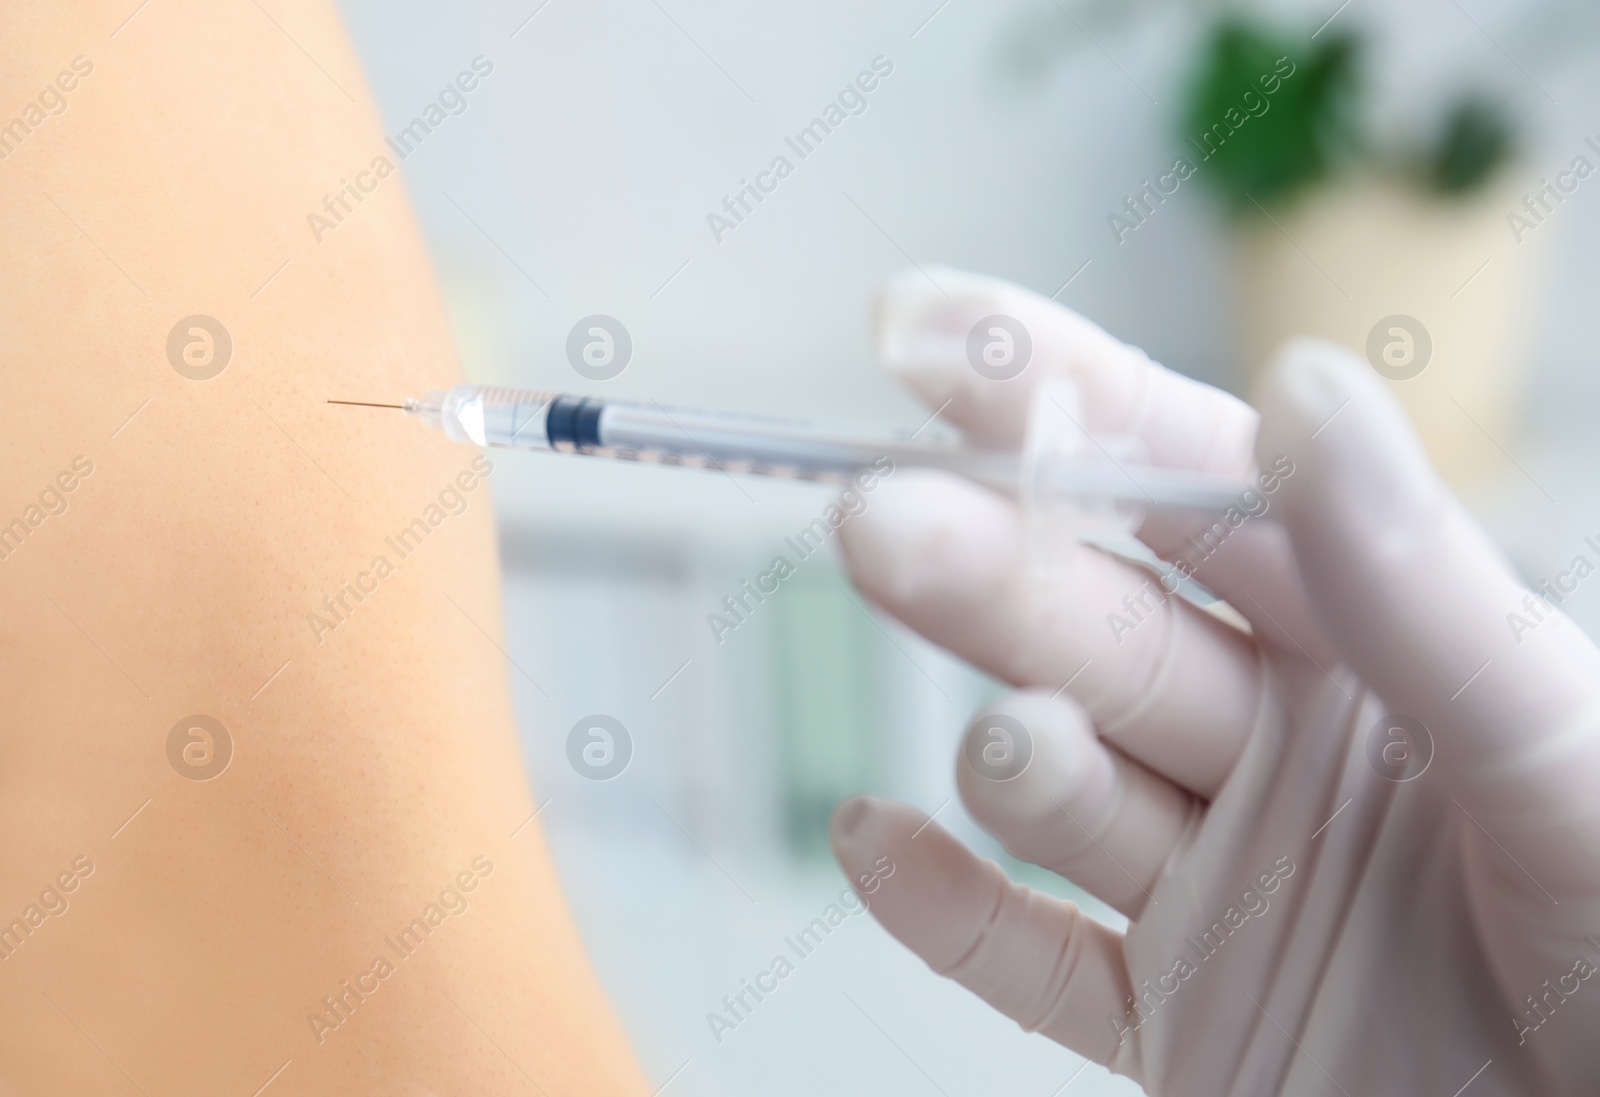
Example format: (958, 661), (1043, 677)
(830, 795), (1137, 1073)
(956, 690), (1202, 921)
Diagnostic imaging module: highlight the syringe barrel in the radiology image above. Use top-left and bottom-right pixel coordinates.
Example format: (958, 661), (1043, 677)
(588, 400), (885, 476)
(426, 384), (892, 480)
(417, 385), (559, 450)
(408, 383), (1255, 517)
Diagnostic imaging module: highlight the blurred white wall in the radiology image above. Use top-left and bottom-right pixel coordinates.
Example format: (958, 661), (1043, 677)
(334, 2), (1600, 1093)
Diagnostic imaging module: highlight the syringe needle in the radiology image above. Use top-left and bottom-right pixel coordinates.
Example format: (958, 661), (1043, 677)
(327, 400), (405, 409)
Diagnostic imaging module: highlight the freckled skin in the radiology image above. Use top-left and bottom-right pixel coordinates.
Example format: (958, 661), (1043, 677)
(0, 4), (646, 1093)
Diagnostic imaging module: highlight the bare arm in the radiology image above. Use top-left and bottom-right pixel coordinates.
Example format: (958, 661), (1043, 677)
(0, 3), (644, 1092)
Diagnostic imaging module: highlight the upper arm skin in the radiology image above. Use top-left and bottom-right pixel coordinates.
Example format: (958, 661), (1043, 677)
(0, 4), (645, 1093)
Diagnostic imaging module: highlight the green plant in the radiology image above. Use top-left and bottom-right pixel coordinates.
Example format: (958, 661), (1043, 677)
(1182, 19), (1362, 213)
(1006, 4), (1524, 211)
(1180, 17), (1518, 212)
(1425, 96), (1517, 196)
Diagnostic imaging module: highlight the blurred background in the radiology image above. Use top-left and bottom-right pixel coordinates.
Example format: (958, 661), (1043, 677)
(338, 1), (1600, 1092)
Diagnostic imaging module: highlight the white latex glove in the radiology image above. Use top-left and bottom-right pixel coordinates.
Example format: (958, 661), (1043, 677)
(830, 268), (1600, 1096)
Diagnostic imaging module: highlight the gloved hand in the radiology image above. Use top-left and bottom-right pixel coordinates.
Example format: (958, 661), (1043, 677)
(830, 268), (1600, 1096)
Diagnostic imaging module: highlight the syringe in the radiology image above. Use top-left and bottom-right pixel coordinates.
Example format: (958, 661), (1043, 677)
(329, 383), (1259, 519)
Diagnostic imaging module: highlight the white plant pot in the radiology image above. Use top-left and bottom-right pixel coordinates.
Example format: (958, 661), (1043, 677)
(1234, 176), (1549, 487)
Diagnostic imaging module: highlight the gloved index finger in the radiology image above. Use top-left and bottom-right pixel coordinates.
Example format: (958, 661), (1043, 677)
(873, 265), (1259, 480)
(870, 266), (1333, 666)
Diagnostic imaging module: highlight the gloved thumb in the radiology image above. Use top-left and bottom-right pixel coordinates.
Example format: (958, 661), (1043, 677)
(1255, 339), (1600, 891)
